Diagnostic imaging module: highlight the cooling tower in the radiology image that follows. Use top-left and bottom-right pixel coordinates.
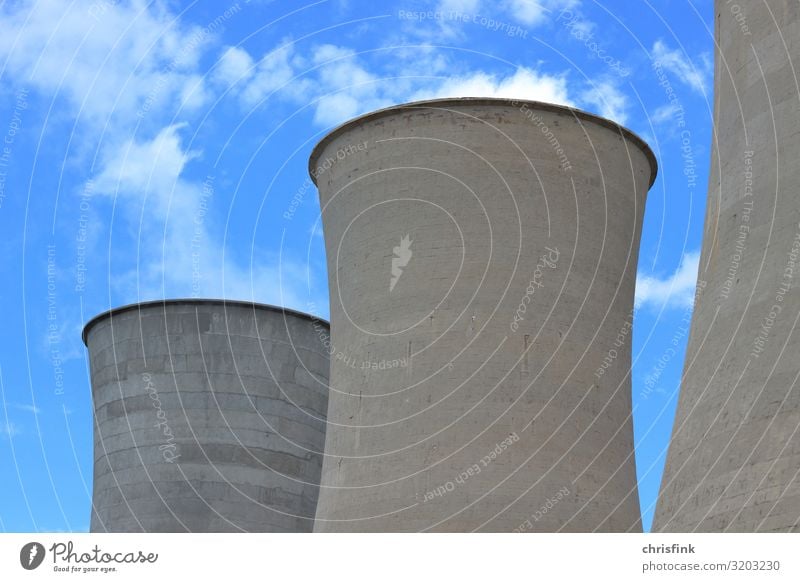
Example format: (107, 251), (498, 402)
(310, 97), (656, 531)
(84, 299), (329, 532)
(654, 3), (800, 532)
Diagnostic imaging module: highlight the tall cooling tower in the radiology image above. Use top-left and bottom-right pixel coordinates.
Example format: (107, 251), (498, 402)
(655, 3), (800, 532)
(310, 98), (656, 531)
(84, 299), (329, 532)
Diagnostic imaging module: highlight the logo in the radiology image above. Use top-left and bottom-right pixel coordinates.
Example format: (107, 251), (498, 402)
(20, 542), (45, 570)
(390, 234), (413, 292)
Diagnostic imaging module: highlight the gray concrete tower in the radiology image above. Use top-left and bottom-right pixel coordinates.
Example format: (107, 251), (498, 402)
(655, 2), (800, 532)
(311, 98), (656, 531)
(84, 299), (329, 532)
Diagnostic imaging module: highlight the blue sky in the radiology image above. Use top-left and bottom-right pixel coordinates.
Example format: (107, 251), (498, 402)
(0, 0), (713, 532)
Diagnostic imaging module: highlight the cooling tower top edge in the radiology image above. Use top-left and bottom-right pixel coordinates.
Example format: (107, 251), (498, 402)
(81, 298), (329, 346)
(308, 97), (658, 188)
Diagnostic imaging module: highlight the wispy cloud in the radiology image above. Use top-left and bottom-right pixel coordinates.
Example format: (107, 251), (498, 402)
(438, 0), (482, 12)
(580, 79), (629, 125)
(503, 0), (579, 26)
(651, 102), (684, 126)
(412, 67), (573, 105)
(220, 39), (588, 128)
(1, 421), (21, 437)
(636, 251), (701, 310)
(14, 404), (41, 415)
(652, 40), (712, 95)
(91, 124), (324, 312)
(0, 0), (217, 131)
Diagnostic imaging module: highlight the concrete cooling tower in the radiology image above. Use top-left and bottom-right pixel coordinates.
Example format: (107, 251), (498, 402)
(654, 2), (800, 532)
(84, 299), (329, 532)
(310, 97), (657, 531)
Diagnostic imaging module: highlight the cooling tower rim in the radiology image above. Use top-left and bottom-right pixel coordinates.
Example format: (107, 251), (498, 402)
(81, 298), (329, 345)
(308, 97), (658, 188)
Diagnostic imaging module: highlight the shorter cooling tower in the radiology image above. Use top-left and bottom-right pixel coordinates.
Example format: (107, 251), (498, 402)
(311, 98), (656, 532)
(84, 299), (329, 532)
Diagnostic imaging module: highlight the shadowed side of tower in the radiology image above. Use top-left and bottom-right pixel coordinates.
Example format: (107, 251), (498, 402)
(311, 98), (656, 532)
(655, 2), (800, 532)
(85, 300), (329, 532)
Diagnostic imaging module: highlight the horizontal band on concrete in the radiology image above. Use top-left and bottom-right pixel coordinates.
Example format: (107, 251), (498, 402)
(82, 298), (329, 345)
(308, 97), (658, 188)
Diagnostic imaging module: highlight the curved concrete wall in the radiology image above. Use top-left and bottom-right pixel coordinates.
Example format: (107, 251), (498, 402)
(311, 98), (656, 531)
(654, 2), (800, 532)
(84, 300), (329, 532)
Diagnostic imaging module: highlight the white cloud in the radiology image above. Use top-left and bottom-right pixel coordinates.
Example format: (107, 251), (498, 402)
(225, 39), (640, 131)
(636, 251), (701, 310)
(93, 123), (201, 211)
(1, 421), (20, 437)
(92, 124), (324, 312)
(15, 404), (41, 415)
(415, 67), (573, 105)
(213, 46), (255, 87)
(651, 102), (684, 126)
(438, 0), (481, 11)
(0, 3), (323, 313)
(504, 0), (579, 26)
(652, 40), (712, 95)
(239, 40), (312, 107)
(229, 39), (577, 127)
(580, 79), (629, 125)
(0, 0), (214, 129)
(179, 75), (210, 112)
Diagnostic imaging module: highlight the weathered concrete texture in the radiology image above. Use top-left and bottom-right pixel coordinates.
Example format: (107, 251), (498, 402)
(654, 2), (800, 532)
(311, 98), (656, 531)
(84, 300), (329, 532)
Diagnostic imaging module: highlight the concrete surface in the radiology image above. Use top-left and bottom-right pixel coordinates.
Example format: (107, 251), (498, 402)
(84, 299), (329, 532)
(311, 97), (656, 531)
(654, 2), (800, 532)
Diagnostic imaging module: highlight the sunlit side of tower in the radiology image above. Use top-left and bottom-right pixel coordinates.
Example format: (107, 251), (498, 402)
(311, 98), (656, 532)
(655, 2), (800, 532)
